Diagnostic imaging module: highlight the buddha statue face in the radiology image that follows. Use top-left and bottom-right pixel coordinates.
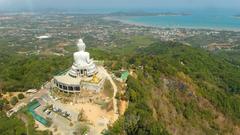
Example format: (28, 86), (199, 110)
(77, 39), (86, 51)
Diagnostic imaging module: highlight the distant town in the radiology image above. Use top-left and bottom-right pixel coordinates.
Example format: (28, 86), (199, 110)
(0, 12), (239, 57)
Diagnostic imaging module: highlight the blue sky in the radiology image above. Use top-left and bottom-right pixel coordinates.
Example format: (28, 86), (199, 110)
(0, 0), (239, 11)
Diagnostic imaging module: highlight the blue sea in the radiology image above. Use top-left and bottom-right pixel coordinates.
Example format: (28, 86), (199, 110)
(112, 9), (240, 31)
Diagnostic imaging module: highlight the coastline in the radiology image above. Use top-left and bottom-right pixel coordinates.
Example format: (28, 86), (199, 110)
(104, 16), (150, 27)
(104, 16), (240, 32)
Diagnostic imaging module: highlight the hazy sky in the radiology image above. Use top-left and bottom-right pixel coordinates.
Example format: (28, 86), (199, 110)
(0, 0), (239, 11)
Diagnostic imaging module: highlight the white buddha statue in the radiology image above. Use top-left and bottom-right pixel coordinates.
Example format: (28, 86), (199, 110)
(73, 39), (90, 67)
(69, 39), (96, 77)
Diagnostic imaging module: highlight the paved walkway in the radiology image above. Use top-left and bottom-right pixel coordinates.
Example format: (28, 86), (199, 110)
(99, 66), (119, 121)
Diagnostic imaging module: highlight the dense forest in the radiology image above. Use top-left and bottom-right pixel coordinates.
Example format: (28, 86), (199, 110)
(0, 55), (71, 91)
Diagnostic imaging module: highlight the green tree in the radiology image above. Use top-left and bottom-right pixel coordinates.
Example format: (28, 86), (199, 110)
(0, 99), (4, 111)
(18, 93), (25, 100)
(10, 96), (18, 106)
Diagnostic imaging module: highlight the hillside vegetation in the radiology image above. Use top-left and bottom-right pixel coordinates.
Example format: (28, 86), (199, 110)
(0, 55), (72, 91)
(1, 37), (240, 134)
(108, 42), (240, 135)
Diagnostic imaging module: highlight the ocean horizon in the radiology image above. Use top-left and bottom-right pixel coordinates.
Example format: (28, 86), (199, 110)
(107, 9), (240, 31)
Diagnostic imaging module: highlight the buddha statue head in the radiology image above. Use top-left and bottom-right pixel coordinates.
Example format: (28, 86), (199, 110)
(77, 39), (86, 51)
